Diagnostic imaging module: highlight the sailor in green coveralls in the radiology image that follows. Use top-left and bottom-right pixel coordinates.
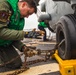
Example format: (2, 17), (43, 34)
(38, 22), (48, 41)
(38, 14), (54, 41)
(0, 0), (38, 72)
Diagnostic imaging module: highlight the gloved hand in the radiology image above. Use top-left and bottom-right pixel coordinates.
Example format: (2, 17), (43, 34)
(36, 30), (45, 36)
(22, 46), (41, 57)
(26, 49), (38, 57)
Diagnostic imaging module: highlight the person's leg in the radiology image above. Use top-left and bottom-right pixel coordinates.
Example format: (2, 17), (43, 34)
(0, 45), (22, 72)
(38, 26), (46, 41)
(0, 47), (9, 64)
(0, 46), (14, 72)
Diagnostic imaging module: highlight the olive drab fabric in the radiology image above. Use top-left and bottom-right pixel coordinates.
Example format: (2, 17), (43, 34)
(0, 0), (24, 46)
(38, 22), (47, 28)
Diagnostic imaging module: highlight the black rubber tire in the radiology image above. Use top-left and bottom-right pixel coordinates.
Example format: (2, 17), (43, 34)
(56, 14), (76, 60)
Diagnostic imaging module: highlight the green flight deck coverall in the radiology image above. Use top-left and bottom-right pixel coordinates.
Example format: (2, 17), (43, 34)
(0, 0), (26, 70)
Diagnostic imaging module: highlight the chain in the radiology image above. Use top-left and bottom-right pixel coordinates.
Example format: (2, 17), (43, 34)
(3, 39), (65, 75)
(5, 52), (50, 75)
(26, 59), (46, 65)
(6, 58), (46, 75)
(4, 52), (46, 75)
(7, 68), (28, 75)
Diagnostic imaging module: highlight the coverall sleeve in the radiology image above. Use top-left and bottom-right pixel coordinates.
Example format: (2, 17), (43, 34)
(0, 1), (25, 40)
(0, 28), (25, 40)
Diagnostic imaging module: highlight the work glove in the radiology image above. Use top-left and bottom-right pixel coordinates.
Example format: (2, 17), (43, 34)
(22, 46), (41, 57)
(26, 49), (39, 57)
(32, 28), (45, 36)
(36, 30), (45, 36)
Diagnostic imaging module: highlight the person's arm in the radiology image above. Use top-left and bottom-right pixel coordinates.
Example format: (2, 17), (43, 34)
(0, 27), (25, 40)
